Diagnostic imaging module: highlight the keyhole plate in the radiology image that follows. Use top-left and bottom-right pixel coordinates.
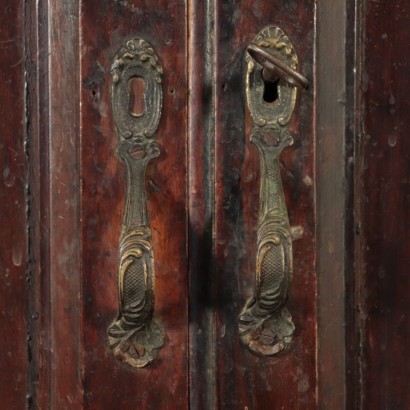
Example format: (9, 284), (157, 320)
(111, 38), (163, 142)
(246, 26), (298, 128)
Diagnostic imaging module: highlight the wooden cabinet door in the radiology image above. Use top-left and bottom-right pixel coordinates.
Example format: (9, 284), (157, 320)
(1, 0), (410, 409)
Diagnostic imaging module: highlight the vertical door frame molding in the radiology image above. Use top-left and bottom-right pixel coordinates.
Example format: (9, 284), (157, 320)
(316, 0), (357, 407)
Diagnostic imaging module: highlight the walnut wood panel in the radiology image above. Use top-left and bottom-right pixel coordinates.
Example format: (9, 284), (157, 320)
(356, 0), (410, 408)
(80, 1), (188, 408)
(214, 1), (316, 407)
(0, 2), (28, 408)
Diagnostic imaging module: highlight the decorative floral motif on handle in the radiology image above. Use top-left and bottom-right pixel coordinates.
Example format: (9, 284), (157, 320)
(108, 38), (164, 368)
(239, 26), (305, 356)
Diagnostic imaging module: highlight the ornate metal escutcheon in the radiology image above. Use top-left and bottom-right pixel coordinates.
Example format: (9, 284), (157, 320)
(108, 38), (164, 368)
(238, 26), (307, 356)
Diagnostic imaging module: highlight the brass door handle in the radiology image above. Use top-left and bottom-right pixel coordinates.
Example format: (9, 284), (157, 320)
(108, 38), (165, 368)
(238, 26), (307, 356)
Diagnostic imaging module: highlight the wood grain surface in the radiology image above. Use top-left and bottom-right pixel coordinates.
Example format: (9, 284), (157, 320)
(0, 2), (28, 409)
(316, 0), (352, 408)
(188, 1), (217, 408)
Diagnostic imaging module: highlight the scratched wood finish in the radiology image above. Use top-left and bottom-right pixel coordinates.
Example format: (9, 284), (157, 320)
(46, 2), (84, 407)
(356, 0), (410, 408)
(80, 1), (189, 408)
(214, 1), (317, 407)
(0, 2), (28, 409)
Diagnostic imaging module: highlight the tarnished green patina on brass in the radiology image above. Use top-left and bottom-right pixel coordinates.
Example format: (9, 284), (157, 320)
(239, 26), (303, 356)
(108, 38), (164, 368)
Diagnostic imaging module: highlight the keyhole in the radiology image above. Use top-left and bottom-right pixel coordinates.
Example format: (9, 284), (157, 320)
(128, 77), (145, 117)
(263, 78), (279, 103)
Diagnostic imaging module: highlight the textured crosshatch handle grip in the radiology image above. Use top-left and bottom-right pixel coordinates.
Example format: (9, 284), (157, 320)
(238, 26), (307, 356)
(107, 38), (164, 368)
